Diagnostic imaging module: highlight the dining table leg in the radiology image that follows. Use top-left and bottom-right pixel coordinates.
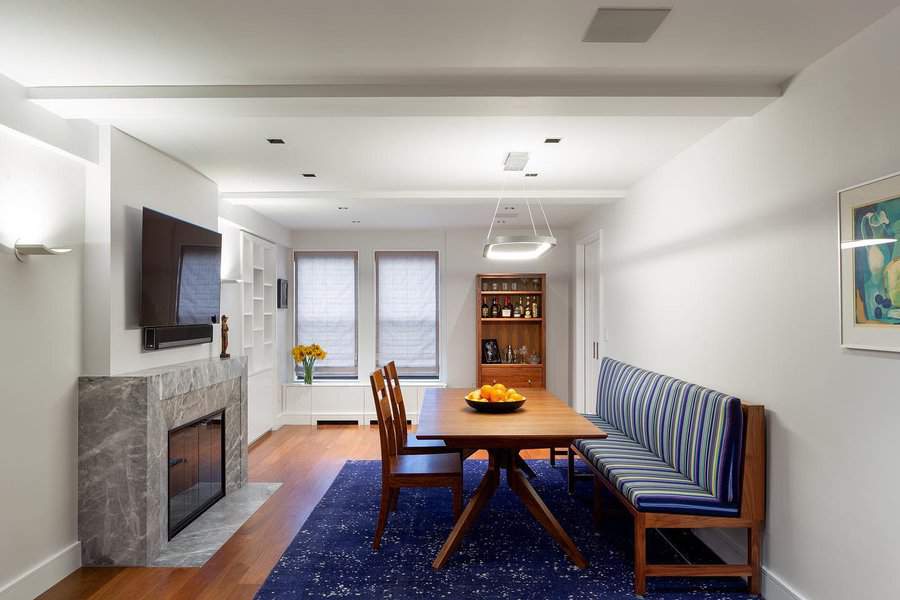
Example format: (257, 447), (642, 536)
(507, 452), (588, 568)
(432, 450), (501, 569)
(432, 448), (588, 570)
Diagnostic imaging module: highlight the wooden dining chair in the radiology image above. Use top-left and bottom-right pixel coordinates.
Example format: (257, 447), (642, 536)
(370, 370), (463, 550)
(382, 361), (455, 455)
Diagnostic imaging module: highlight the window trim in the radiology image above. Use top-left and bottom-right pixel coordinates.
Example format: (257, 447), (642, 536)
(293, 250), (359, 380)
(374, 250), (441, 379)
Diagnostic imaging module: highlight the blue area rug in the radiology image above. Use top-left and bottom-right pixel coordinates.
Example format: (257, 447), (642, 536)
(255, 460), (754, 599)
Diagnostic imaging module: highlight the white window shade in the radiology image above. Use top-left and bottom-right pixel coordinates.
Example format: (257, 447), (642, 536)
(295, 252), (358, 378)
(376, 251), (440, 378)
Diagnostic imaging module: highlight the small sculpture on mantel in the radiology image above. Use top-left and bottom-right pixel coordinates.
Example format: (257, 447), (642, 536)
(220, 315), (231, 359)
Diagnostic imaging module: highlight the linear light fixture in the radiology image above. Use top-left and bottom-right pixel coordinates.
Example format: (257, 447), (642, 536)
(840, 238), (897, 250)
(14, 241), (72, 262)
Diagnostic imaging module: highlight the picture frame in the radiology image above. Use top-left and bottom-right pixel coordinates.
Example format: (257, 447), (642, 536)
(481, 338), (501, 364)
(838, 170), (900, 352)
(277, 278), (289, 309)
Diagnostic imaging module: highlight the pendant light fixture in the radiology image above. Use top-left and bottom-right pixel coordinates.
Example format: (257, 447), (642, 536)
(483, 153), (557, 260)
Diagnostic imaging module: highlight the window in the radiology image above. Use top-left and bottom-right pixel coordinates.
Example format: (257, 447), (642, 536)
(375, 251), (440, 378)
(295, 252), (358, 378)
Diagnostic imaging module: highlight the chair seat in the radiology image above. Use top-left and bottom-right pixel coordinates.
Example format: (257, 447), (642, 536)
(400, 433), (454, 454)
(391, 452), (461, 477)
(576, 416), (739, 517)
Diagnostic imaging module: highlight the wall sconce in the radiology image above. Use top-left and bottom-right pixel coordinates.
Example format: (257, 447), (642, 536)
(14, 241), (72, 262)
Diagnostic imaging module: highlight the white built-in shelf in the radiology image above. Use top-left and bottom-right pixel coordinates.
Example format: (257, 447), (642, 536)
(239, 231), (277, 375)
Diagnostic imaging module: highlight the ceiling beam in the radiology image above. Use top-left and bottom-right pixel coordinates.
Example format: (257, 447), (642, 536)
(27, 80), (780, 119)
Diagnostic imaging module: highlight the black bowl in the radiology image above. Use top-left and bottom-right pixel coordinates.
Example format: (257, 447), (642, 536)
(465, 397), (526, 413)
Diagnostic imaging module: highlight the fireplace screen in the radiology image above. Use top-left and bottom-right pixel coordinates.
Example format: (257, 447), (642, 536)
(168, 410), (225, 539)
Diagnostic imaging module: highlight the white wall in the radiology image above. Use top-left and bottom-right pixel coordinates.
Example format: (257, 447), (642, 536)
(290, 228), (573, 399)
(0, 126), (84, 598)
(82, 126), (222, 375)
(598, 8), (900, 600)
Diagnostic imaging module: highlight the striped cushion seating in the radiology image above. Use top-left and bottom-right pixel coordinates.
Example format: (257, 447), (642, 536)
(576, 359), (744, 517)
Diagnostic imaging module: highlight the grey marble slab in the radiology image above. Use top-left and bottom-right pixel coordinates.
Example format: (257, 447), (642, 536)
(153, 482), (282, 567)
(78, 356), (249, 566)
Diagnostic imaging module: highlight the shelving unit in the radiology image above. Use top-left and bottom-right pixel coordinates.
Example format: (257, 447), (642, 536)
(476, 273), (546, 389)
(239, 231), (276, 375)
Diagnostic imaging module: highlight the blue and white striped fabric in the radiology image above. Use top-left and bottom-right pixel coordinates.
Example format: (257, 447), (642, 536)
(576, 358), (744, 517)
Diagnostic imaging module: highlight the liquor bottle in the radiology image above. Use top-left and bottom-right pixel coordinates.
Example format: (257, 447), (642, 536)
(481, 297), (490, 318)
(524, 297), (532, 319)
(490, 297), (500, 318)
(513, 297), (522, 318)
(501, 297), (512, 318)
(532, 297), (539, 319)
(506, 344), (514, 363)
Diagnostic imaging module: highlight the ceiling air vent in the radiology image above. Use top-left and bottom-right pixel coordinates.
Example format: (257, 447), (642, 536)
(504, 152), (529, 171)
(583, 8), (671, 43)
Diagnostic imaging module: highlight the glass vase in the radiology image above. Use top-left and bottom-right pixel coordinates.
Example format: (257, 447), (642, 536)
(303, 362), (314, 385)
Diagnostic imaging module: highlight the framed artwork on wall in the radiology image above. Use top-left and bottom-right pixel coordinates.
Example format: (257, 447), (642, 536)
(839, 171), (900, 352)
(277, 278), (289, 309)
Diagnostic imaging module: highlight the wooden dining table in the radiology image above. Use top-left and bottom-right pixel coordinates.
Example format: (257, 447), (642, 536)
(416, 388), (608, 569)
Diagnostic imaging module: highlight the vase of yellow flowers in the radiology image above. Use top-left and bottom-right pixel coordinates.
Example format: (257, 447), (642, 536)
(292, 344), (327, 385)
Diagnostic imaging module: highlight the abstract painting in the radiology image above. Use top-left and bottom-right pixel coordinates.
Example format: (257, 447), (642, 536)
(840, 171), (900, 351)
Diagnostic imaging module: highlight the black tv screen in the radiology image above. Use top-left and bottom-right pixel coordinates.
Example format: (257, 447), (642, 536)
(140, 207), (222, 327)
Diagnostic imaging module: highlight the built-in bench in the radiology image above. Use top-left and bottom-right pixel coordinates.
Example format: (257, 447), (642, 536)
(569, 357), (766, 595)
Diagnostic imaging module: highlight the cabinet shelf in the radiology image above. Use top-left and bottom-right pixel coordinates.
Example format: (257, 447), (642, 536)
(481, 318), (542, 322)
(480, 363), (543, 367)
(480, 290), (543, 295)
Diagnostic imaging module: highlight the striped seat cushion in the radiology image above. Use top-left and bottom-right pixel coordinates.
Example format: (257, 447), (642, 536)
(576, 359), (744, 517)
(576, 416), (740, 517)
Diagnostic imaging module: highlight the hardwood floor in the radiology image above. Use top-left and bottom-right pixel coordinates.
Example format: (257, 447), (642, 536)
(40, 425), (550, 600)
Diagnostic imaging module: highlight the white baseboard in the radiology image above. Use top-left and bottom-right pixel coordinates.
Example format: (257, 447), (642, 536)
(0, 541), (81, 600)
(695, 529), (807, 600)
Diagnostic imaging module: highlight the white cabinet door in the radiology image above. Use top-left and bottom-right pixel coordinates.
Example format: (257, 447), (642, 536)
(584, 238), (604, 414)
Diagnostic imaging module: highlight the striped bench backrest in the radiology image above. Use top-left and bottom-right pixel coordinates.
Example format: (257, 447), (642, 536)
(596, 357), (744, 507)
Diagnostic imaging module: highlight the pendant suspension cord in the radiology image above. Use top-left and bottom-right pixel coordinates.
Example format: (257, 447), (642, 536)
(526, 198), (538, 235)
(485, 175), (508, 243)
(523, 174), (538, 235)
(537, 198), (554, 239)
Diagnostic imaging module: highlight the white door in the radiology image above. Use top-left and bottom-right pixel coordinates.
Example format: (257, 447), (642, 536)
(583, 238), (603, 414)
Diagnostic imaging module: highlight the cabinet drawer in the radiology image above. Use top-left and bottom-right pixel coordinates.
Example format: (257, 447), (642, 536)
(480, 366), (543, 388)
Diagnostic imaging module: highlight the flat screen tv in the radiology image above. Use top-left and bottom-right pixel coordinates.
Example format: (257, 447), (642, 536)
(140, 207), (222, 328)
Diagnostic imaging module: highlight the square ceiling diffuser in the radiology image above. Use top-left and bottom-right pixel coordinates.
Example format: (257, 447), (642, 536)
(583, 8), (671, 43)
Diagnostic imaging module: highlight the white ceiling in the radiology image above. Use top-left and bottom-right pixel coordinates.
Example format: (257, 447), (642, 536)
(3, 0), (897, 229)
(0, 0), (896, 87)
(114, 115), (729, 193)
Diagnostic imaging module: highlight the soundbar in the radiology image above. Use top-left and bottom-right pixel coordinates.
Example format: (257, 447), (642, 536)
(143, 324), (213, 350)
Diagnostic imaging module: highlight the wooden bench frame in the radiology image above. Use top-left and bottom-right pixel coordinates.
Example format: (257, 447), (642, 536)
(570, 404), (766, 596)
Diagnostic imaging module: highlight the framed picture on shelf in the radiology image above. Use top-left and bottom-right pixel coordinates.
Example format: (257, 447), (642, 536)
(481, 339), (501, 364)
(839, 171), (900, 352)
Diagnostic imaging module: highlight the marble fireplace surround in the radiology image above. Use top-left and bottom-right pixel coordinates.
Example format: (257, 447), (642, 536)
(78, 357), (248, 566)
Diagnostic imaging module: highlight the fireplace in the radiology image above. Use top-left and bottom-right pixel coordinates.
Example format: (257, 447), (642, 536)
(168, 409), (225, 539)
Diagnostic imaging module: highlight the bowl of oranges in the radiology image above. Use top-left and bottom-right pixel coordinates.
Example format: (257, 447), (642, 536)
(464, 383), (526, 413)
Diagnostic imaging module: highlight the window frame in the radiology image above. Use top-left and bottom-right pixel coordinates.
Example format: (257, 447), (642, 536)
(293, 250), (359, 380)
(374, 250), (441, 380)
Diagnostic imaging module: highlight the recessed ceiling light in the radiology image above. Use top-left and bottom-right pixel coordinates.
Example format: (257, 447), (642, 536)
(352, 220), (361, 224)
(338, 206), (349, 210)
(525, 173), (539, 177)
(266, 138), (285, 144)
(544, 138), (562, 144)
(302, 173), (316, 178)
(504, 152), (529, 171)
(582, 8), (671, 43)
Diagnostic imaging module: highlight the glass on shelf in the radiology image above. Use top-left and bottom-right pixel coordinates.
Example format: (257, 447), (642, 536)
(510, 280), (518, 291)
(491, 281), (499, 291)
(501, 281), (509, 291)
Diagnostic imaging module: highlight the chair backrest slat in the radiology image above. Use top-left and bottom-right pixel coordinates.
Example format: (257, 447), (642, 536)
(383, 361), (408, 445)
(369, 370), (397, 471)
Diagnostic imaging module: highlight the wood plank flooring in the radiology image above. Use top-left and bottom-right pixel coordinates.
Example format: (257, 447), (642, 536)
(39, 425), (553, 600)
